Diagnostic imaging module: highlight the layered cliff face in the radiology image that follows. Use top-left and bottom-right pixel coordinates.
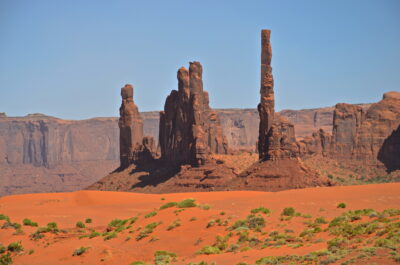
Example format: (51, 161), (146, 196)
(159, 62), (228, 167)
(0, 115), (119, 168)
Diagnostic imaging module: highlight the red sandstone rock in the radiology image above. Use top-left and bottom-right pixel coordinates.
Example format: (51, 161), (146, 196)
(159, 62), (228, 167)
(118, 84), (144, 168)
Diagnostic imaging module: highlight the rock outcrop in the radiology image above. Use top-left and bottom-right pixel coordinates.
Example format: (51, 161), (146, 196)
(118, 84), (144, 168)
(159, 62), (228, 167)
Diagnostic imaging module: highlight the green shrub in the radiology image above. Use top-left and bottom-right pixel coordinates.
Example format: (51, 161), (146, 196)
(103, 231), (118, 240)
(7, 241), (23, 252)
(282, 207), (296, 216)
(145, 211), (157, 218)
(177, 199), (196, 208)
(72, 246), (89, 256)
(251, 207), (271, 215)
(23, 218), (38, 227)
(88, 231), (101, 238)
(160, 202), (177, 210)
(0, 245), (5, 254)
(337, 203), (346, 209)
(0, 214), (10, 222)
(0, 253), (12, 265)
(154, 250), (177, 264)
(76, 221), (86, 228)
(197, 245), (221, 255)
(85, 218), (92, 223)
(315, 217), (327, 224)
(108, 219), (128, 227)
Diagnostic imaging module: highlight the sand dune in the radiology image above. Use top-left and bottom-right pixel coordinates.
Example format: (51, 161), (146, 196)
(0, 183), (399, 265)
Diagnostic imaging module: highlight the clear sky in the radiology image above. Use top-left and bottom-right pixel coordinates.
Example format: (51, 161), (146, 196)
(0, 0), (399, 119)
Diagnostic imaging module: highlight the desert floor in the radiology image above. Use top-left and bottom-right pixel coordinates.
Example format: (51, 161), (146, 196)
(0, 183), (399, 265)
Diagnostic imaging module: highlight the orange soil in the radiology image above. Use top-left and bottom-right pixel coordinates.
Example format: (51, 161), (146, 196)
(0, 183), (399, 265)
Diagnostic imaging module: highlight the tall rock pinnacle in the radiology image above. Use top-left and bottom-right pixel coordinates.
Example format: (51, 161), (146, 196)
(258, 29), (275, 159)
(119, 84), (144, 168)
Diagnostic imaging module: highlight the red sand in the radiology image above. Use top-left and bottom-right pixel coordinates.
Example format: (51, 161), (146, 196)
(0, 183), (399, 265)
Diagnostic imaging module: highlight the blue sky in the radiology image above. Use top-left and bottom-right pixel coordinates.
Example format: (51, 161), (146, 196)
(0, 0), (399, 119)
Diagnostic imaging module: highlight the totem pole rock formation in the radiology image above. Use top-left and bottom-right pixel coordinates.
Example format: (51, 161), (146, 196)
(159, 61), (228, 167)
(118, 84), (144, 168)
(257, 29), (299, 161)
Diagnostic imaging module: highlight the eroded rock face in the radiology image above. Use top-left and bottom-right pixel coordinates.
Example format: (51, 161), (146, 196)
(159, 62), (228, 167)
(299, 91), (400, 172)
(119, 84), (144, 168)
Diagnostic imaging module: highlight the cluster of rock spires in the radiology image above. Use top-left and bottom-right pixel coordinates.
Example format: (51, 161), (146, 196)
(89, 28), (399, 193)
(159, 62), (228, 167)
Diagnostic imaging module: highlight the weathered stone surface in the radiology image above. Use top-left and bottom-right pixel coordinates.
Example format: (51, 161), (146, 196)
(159, 62), (228, 167)
(118, 84), (144, 168)
(298, 91), (400, 172)
(258, 29), (275, 159)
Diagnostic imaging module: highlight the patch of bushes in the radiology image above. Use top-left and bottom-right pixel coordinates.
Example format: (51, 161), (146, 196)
(23, 218), (38, 227)
(0, 253), (12, 265)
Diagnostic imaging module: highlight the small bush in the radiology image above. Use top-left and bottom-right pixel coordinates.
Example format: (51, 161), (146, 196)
(103, 231), (118, 240)
(198, 204), (211, 210)
(0, 214), (10, 222)
(76, 221), (86, 228)
(315, 217), (327, 224)
(177, 199), (197, 208)
(282, 207), (296, 216)
(166, 219), (181, 231)
(145, 211), (157, 218)
(154, 250), (177, 264)
(85, 218), (92, 223)
(108, 219), (128, 227)
(23, 218), (38, 227)
(337, 203), (346, 209)
(7, 241), (23, 252)
(197, 245), (221, 255)
(0, 245), (5, 254)
(0, 253), (12, 265)
(88, 231), (101, 238)
(160, 202), (177, 210)
(72, 246), (89, 256)
(251, 207), (271, 215)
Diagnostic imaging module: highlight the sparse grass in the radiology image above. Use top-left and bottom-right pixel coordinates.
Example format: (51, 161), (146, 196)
(108, 219), (128, 228)
(337, 203), (347, 209)
(103, 231), (118, 240)
(198, 204), (211, 210)
(0, 214), (10, 222)
(166, 219), (181, 231)
(23, 218), (38, 227)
